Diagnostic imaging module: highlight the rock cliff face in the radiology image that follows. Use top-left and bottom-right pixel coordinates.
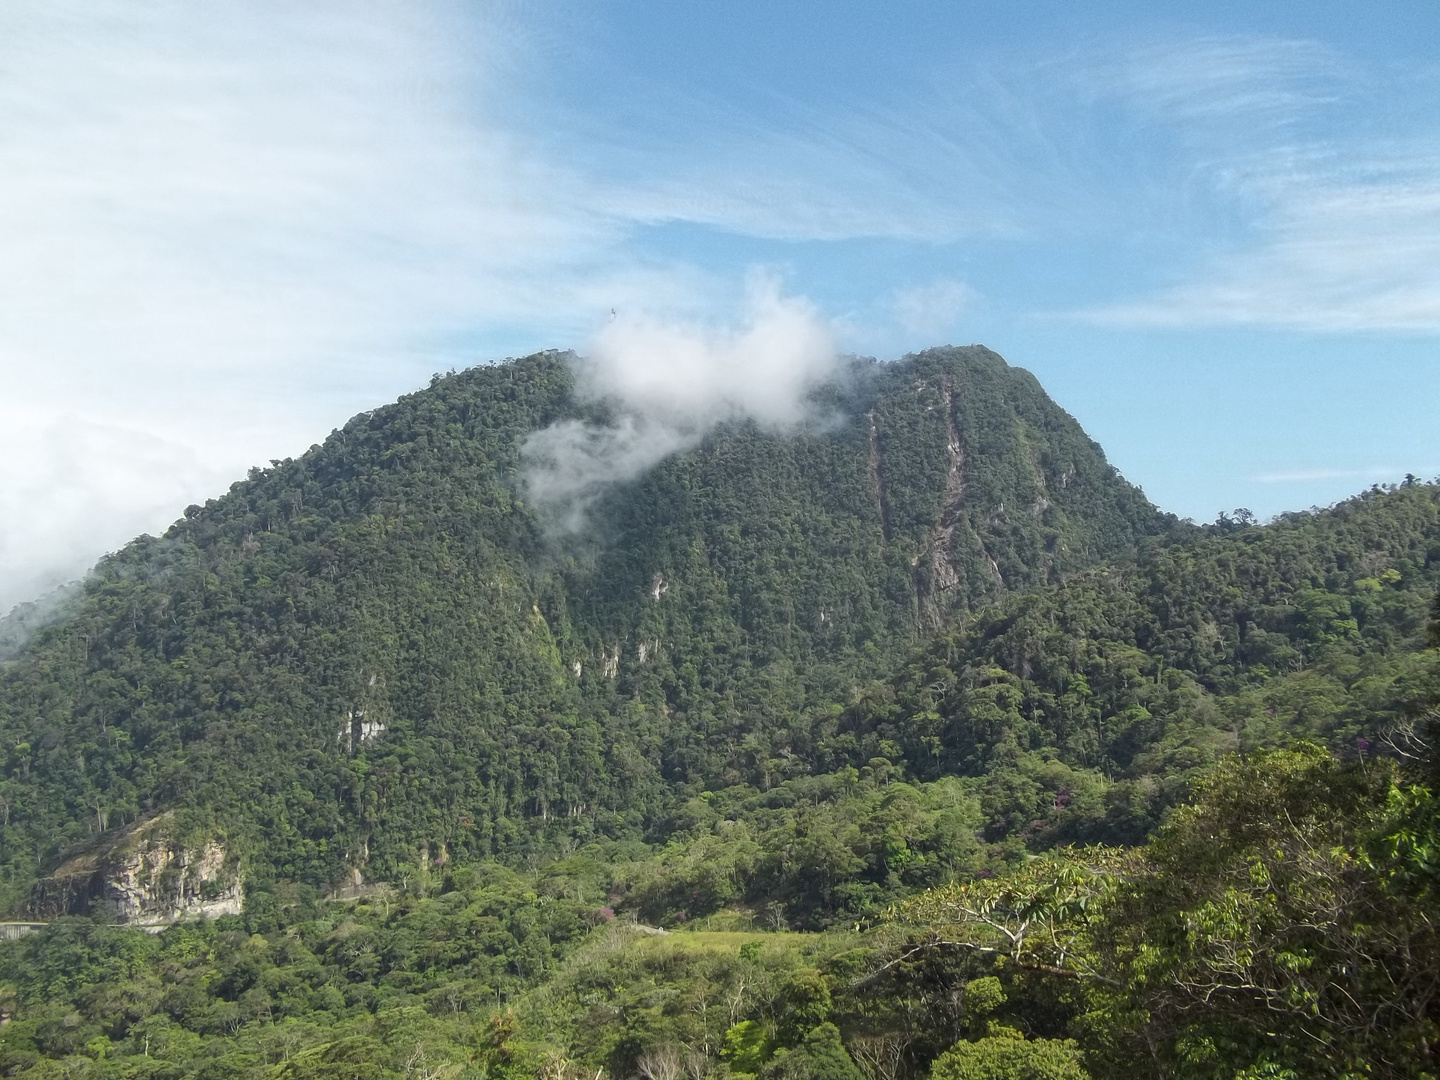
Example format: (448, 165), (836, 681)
(20, 815), (242, 930)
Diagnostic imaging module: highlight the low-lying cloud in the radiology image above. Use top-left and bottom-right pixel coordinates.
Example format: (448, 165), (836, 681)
(523, 277), (838, 529)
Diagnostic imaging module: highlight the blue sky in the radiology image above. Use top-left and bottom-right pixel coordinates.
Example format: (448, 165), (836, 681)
(2, 0), (1439, 608)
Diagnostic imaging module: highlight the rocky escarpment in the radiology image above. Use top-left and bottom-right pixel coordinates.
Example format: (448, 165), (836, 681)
(19, 814), (242, 930)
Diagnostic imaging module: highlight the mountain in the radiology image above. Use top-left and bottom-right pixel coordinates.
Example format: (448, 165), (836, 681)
(2, 346), (1439, 1079)
(0, 346), (1172, 909)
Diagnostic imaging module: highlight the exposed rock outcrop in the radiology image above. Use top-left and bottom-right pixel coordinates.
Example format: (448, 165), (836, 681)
(19, 814), (242, 930)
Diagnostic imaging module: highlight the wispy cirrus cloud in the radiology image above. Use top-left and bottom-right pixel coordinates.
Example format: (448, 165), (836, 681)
(1062, 35), (1440, 332)
(0, 0), (681, 609)
(1084, 156), (1440, 331)
(1086, 35), (1342, 124)
(591, 95), (1028, 244)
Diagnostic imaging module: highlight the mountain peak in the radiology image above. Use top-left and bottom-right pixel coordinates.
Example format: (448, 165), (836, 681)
(0, 347), (1167, 903)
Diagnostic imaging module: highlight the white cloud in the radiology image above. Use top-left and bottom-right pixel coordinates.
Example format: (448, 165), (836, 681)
(1061, 36), (1440, 332)
(1082, 154), (1440, 331)
(0, 2), (610, 375)
(0, 0), (637, 611)
(581, 274), (838, 427)
(0, 413), (235, 606)
(523, 276), (838, 529)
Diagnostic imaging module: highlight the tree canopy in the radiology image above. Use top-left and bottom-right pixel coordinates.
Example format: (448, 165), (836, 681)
(1, 348), (1438, 1077)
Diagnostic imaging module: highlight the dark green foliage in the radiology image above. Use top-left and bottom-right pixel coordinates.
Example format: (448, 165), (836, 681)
(840, 481), (1440, 846)
(927, 1034), (1089, 1080)
(1092, 746), (1440, 1077)
(0, 347), (1168, 908)
(1, 346), (1439, 1078)
(604, 485), (1440, 935)
(762, 1023), (867, 1080)
(619, 773), (984, 929)
(873, 741), (1440, 1078)
(0, 860), (600, 1078)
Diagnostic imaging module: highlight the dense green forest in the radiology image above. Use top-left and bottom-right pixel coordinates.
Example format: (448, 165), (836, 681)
(0, 348), (1438, 1077)
(0, 734), (1435, 1078)
(0, 347), (1170, 901)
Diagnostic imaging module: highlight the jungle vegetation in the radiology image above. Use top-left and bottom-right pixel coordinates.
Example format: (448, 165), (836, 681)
(0, 347), (1437, 1077)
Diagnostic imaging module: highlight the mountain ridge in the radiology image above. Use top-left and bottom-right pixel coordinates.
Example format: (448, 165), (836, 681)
(2, 347), (1439, 1078)
(0, 345), (1170, 906)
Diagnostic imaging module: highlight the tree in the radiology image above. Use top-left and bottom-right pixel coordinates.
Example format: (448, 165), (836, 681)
(1099, 746), (1440, 1077)
(928, 1032), (1089, 1080)
(761, 1024), (866, 1080)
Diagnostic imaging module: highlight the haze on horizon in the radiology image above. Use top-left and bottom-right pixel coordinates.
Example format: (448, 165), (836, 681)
(2, 0), (1439, 613)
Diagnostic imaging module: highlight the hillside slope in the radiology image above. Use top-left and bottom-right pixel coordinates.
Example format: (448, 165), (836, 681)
(2, 356), (1439, 1080)
(0, 346), (1168, 906)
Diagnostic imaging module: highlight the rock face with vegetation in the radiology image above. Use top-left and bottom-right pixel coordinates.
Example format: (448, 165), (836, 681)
(0, 345), (1437, 1079)
(20, 814), (241, 929)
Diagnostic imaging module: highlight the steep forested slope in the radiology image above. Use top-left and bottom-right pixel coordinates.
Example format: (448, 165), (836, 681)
(842, 481), (1440, 814)
(0, 347), (1167, 907)
(581, 482), (1440, 928)
(3, 347), (1440, 1079)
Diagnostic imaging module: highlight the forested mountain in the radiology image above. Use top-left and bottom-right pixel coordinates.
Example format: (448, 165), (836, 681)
(2, 346), (1439, 1079)
(0, 347), (1169, 907)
